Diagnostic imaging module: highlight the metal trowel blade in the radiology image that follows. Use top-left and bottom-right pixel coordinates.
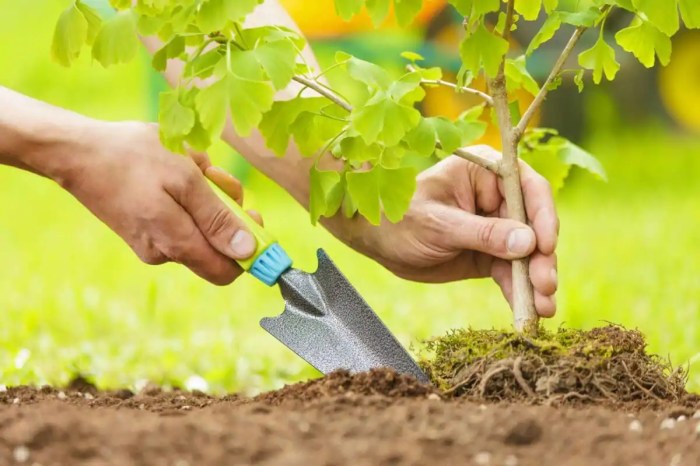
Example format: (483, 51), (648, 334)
(260, 249), (429, 384)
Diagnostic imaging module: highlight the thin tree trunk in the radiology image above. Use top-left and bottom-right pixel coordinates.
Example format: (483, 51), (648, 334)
(489, 77), (539, 335)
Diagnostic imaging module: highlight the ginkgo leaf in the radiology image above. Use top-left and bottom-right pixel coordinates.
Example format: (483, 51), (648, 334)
(289, 105), (347, 156)
(460, 24), (509, 78)
(227, 74), (275, 136)
(351, 92), (421, 146)
(346, 166), (416, 224)
(259, 97), (329, 155)
(527, 14), (561, 56)
(152, 36), (185, 72)
(159, 90), (195, 151)
(578, 36), (620, 84)
(335, 136), (383, 164)
(394, 0), (422, 27)
(194, 77), (229, 138)
(52, 3), (88, 66)
(631, 0), (679, 36)
(334, 0), (364, 20)
(92, 10), (139, 67)
(679, 0), (700, 29)
(366, 0), (391, 26)
(449, 0), (500, 17)
(515, 0), (541, 21)
(615, 19), (672, 68)
(309, 167), (345, 223)
(76, 0), (102, 45)
(505, 56), (540, 96)
(253, 39), (297, 90)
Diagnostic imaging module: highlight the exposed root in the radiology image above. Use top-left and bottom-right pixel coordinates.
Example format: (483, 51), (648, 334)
(419, 326), (689, 406)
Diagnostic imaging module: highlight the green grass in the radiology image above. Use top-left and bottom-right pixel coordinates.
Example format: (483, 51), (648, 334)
(1, 0), (699, 395)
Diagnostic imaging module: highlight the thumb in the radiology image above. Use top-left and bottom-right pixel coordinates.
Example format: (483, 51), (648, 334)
(445, 210), (536, 260)
(170, 168), (257, 261)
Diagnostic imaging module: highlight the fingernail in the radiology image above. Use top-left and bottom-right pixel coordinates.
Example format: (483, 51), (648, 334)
(230, 230), (256, 258)
(506, 228), (535, 256)
(551, 268), (558, 289)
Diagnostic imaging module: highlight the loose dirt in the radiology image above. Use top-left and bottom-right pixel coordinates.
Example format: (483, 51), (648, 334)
(2, 369), (700, 466)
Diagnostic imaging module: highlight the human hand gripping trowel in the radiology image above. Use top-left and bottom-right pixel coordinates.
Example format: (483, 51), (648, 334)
(223, 197), (429, 384)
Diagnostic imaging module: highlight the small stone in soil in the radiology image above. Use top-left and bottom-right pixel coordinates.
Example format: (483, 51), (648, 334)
(693, 410), (700, 420)
(13, 445), (30, 463)
(660, 418), (676, 430)
(473, 451), (491, 465)
(57, 391), (67, 400)
(677, 415), (687, 422)
(12, 397), (20, 405)
(0, 384), (6, 392)
(504, 455), (518, 466)
(427, 393), (440, 401)
(629, 420), (643, 433)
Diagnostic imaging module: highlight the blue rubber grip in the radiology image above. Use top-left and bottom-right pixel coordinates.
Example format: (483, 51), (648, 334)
(249, 243), (293, 286)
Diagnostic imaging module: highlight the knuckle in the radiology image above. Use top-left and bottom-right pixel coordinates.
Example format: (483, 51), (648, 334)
(204, 207), (237, 239)
(476, 220), (498, 248)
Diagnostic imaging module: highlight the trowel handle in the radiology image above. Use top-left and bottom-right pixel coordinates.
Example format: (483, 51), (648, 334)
(210, 182), (293, 286)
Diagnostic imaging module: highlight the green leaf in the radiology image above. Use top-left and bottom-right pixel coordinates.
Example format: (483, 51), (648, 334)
(574, 69), (585, 92)
(366, 0), (391, 26)
(351, 92), (421, 146)
(334, 0), (364, 20)
(400, 51), (424, 62)
(520, 144), (571, 194)
(558, 7), (599, 27)
(194, 78), (229, 139)
(337, 52), (393, 90)
(404, 118), (437, 157)
(615, 19), (672, 68)
(460, 24), (510, 78)
(184, 49), (222, 79)
(346, 166), (417, 224)
(76, 1), (102, 45)
(92, 10), (139, 67)
(227, 74), (275, 137)
(578, 36), (620, 84)
(253, 39), (297, 90)
(310, 168), (345, 223)
(389, 72), (425, 104)
(289, 105), (347, 156)
(515, 0), (541, 21)
(152, 36), (185, 72)
(335, 136), (383, 165)
(259, 97), (329, 155)
(159, 90), (195, 151)
(449, 0), (500, 17)
(543, 0), (558, 13)
(394, 0), (423, 27)
(198, 0), (261, 31)
(505, 56), (540, 96)
(527, 14), (561, 56)
(679, 0), (700, 29)
(631, 0), (679, 36)
(558, 139), (607, 181)
(52, 3), (88, 66)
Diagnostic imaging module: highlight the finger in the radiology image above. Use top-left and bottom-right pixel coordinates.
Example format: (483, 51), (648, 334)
(518, 161), (559, 255)
(205, 166), (243, 205)
(491, 259), (513, 306)
(247, 209), (264, 227)
(535, 293), (556, 318)
(189, 150), (212, 172)
(529, 252), (558, 296)
(153, 198), (242, 286)
(442, 207), (537, 260)
(492, 259), (556, 317)
(467, 145), (504, 214)
(165, 162), (256, 261)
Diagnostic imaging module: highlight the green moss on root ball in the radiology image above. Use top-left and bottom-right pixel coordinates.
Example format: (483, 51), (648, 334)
(418, 326), (688, 405)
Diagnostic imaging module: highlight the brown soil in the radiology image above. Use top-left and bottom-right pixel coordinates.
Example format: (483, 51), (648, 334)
(2, 369), (700, 466)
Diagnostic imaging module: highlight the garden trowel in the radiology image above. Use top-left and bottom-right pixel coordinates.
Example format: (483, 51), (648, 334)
(224, 196), (429, 384)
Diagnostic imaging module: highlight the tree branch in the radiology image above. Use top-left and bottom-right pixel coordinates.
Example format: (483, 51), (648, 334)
(407, 65), (494, 106)
(293, 74), (500, 174)
(502, 0), (516, 41)
(292, 75), (352, 112)
(514, 5), (612, 137)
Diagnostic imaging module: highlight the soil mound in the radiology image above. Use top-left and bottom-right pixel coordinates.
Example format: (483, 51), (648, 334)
(255, 368), (437, 405)
(420, 325), (690, 406)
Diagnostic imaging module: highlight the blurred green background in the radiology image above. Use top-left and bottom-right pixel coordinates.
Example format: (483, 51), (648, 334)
(1, 0), (699, 394)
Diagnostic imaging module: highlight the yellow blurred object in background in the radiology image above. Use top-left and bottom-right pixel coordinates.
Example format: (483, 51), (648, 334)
(659, 31), (700, 134)
(281, 0), (446, 37)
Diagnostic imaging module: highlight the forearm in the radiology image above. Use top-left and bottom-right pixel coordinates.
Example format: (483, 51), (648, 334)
(141, 0), (318, 207)
(0, 86), (96, 182)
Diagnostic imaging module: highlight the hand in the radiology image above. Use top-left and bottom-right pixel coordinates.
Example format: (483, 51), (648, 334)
(329, 145), (558, 317)
(54, 121), (261, 285)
